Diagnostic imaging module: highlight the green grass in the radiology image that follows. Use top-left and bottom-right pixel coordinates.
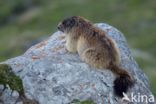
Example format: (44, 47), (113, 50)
(0, 0), (155, 95)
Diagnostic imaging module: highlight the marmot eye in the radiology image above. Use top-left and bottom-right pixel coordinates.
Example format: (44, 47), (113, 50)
(62, 21), (66, 25)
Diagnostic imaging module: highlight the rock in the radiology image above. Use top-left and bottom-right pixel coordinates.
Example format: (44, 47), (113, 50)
(0, 23), (155, 104)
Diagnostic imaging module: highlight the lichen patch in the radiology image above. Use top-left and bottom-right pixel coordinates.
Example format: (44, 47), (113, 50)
(35, 40), (48, 49)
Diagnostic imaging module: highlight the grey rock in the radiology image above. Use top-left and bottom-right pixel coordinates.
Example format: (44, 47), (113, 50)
(0, 23), (155, 104)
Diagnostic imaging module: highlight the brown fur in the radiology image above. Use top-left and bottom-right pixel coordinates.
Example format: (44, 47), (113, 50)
(58, 16), (134, 97)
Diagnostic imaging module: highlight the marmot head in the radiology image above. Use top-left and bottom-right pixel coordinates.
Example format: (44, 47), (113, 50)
(57, 16), (92, 34)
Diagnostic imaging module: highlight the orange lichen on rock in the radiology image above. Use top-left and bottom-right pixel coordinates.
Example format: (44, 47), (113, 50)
(35, 40), (48, 49)
(51, 45), (64, 53)
(31, 56), (40, 60)
(31, 50), (47, 61)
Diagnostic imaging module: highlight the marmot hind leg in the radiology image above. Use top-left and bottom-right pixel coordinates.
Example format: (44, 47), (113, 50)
(81, 48), (110, 69)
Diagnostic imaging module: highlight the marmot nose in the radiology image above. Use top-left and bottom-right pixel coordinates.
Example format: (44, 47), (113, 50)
(57, 22), (62, 30)
(57, 22), (64, 32)
(57, 25), (61, 30)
